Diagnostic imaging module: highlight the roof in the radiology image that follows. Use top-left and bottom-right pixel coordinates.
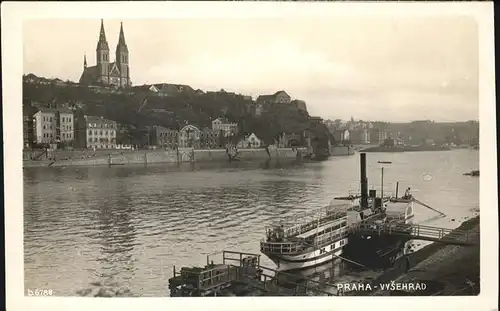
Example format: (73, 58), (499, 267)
(35, 107), (73, 114)
(35, 107), (57, 114)
(273, 90), (289, 96)
(212, 117), (230, 123)
(132, 84), (156, 91)
(257, 90), (290, 102)
(58, 108), (73, 114)
(79, 66), (99, 84)
(84, 115), (116, 125)
(152, 125), (177, 132)
(179, 124), (200, 132)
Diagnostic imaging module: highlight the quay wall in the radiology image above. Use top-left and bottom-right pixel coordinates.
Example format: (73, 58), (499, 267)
(26, 147), (307, 167)
(330, 146), (355, 156)
(23, 148), (137, 161)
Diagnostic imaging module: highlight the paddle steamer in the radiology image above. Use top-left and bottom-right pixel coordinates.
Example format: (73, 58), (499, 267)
(260, 153), (414, 271)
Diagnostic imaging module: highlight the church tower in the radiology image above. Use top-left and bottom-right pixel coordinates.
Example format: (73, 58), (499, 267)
(96, 19), (110, 84)
(115, 22), (130, 87)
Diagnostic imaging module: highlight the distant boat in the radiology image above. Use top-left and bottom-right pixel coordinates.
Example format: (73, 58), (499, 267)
(463, 170), (479, 177)
(377, 161), (392, 164)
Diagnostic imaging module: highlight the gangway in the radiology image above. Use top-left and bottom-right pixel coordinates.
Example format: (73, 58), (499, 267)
(351, 222), (479, 246)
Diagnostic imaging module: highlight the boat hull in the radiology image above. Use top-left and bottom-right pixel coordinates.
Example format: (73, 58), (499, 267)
(263, 238), (348, 272)
(342, 233), (408, 269)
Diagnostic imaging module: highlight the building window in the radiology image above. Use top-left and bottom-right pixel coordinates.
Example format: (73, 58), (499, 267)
(88, 130), (92, 136)
(94, 131), (97, 136)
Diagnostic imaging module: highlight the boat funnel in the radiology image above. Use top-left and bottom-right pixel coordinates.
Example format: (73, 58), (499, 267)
(360, 153), (368, 209)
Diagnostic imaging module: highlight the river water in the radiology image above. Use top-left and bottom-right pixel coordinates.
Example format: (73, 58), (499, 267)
(23, 150), (479, 296)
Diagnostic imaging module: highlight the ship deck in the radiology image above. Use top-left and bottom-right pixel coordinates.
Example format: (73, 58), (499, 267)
(268, 202), (352, 238)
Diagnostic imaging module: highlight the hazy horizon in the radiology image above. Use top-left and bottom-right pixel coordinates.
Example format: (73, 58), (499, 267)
(23, 17), (479, 122)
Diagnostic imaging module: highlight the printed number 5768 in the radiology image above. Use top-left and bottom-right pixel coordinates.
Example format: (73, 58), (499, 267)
(27, 289), (54, 296)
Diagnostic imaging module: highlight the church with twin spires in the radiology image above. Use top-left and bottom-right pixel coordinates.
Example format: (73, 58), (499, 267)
(79, 20), (131, 88)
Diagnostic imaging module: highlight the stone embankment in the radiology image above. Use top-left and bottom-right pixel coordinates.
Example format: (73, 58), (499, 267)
(23, 147), (308, 168)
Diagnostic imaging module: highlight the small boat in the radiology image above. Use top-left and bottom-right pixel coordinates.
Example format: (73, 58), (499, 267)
(463, 170), (479, 176)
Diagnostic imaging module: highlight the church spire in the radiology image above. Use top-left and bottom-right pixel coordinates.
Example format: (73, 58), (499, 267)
(116, 21), (128, 52)
(118, 22), (126, 45)
(96, 19), (109, 50)
(84, 54), (87, 68)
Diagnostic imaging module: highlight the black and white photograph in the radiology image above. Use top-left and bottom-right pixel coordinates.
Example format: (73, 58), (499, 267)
(3, 1), (497, 311)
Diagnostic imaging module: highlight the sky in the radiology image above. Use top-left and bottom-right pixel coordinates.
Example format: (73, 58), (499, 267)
(23, 17), (479, 122)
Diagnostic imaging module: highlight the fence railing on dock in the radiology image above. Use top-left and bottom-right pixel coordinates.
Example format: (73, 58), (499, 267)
(169, 250), (337, 297)
(351, 222), (479, 246)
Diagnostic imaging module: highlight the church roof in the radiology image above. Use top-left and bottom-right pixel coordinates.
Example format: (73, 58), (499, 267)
(79, 66), (99, 84)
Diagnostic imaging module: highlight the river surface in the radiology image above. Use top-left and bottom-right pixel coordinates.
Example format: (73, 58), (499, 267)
(23, 150), (479, 296)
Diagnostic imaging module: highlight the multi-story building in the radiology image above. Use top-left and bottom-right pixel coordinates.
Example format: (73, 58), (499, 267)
(84, 115), (117, 149)
(237, 133), (262, 149)
(23, 115), (34, 148)
(256, 90), (291, 105)
(378, 131), (388, 144)
(149, 125), (179, 149)
(360, 129), (371, 144)
(58, 110), (74, 143)
(332, 129), (351, 144)
(33, 108), (74, 145)
(369, 128), (380, 145)
(211, 117), (238, 138)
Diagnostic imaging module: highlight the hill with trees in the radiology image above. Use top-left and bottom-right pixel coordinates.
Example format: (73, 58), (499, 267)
(23, 78), (328, 147)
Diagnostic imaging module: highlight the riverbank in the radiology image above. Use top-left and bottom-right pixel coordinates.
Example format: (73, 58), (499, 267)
(361, 145), (452, 153)
(348, 216), (480, 296)
(23, 147), (308, 168)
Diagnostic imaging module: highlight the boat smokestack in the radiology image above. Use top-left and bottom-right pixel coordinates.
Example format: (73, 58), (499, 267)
(360, 153), (368, 208)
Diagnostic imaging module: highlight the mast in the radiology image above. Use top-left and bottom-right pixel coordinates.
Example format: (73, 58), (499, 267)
(360, 153), (368, 209)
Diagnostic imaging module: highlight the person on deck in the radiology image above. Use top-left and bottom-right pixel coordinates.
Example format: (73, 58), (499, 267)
(403, 187), (412, 199)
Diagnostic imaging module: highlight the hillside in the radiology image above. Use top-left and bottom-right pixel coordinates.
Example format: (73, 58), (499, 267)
(23, 81), (320, 146)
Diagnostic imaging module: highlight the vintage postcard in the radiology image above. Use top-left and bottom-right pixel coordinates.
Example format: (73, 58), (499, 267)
(2, 1), (498, 311)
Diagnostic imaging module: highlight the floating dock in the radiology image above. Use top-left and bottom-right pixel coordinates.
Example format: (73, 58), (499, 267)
(168, 251), (337, 296)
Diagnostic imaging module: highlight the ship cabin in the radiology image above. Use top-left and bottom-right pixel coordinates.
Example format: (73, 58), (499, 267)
(260, 203), (351, 256)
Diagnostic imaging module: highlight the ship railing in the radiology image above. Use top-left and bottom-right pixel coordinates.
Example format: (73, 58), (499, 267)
(269, 203), (351, 234)
(348, 188), (396, 199)
(313, 229), (349, 247)
(260, 240), (307, 255)
(269, 210), (349, 239)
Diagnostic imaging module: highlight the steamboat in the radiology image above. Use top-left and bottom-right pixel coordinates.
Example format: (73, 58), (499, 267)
(260, 153), (415, 271)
